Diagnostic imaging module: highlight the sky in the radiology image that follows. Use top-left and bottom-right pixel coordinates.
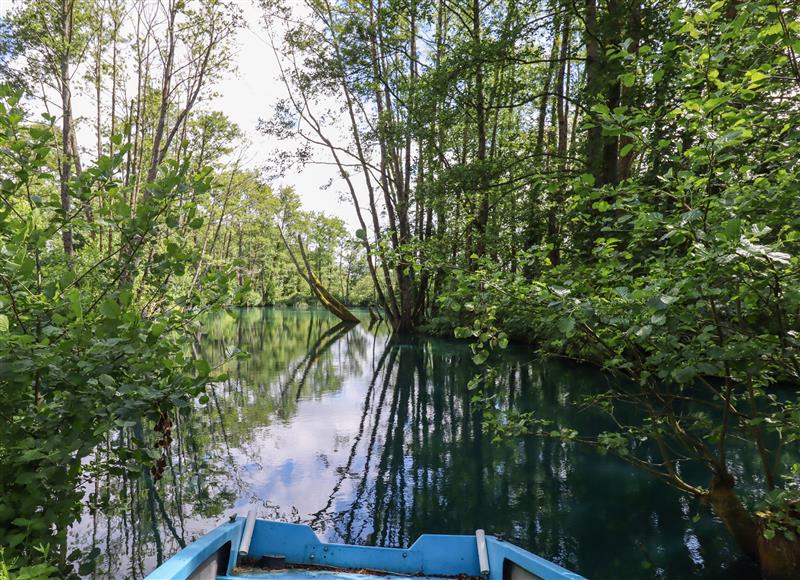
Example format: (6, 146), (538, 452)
(208, 1), (361, 230)
(0, 0), (361, 231)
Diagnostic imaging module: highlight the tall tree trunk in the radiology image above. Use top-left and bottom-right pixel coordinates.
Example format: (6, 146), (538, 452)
(108, 2), (121, 255)
(314, 0), (399, 324)
(525, 6), (560, 256)
(758, 524), (800, 580)
(472, 0), (489, 262)
(146, 0), (178, 187)
(601, 0), (624, 186)
(393, 0), (419, 333)
(584, 0), (603, 183)
(59, 0), (75, 259)
(548, 6), (570, 267)
(617, 2), (641, 181)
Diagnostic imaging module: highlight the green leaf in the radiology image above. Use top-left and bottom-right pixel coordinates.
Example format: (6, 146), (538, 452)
(621, 73), (636, 87)
(100, 299), (121, 319)
(746, 69), (768, 83)
(472, 351), (489, 365)
(454, 327), (473, 339)
(194, 359), (211, 377)
(723, 219), (741, 242)
(651, 313), (666, 326)
(166, 242), (180, 257)
(620, 143), (635, 158)
(647, 295), (677, 310)
(558, 317), (576, 335)
(98, 374), (116, 387)
(60, 270), (76, 289)
(672, 366), (697, 383)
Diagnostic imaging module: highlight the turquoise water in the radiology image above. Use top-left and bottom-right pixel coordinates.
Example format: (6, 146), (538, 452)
(71, 308), (758, 579)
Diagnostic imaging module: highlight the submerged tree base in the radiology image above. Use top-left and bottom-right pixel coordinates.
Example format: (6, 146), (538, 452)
(708, 472), (759, 561)
(758, 527), (800, 580)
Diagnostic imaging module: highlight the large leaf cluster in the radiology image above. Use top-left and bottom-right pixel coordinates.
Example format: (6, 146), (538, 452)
(441, 0), (800, 546)
(0, 85), (232, 576)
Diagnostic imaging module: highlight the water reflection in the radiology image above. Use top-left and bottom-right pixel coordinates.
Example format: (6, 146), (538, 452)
(70, 308), (758, 579)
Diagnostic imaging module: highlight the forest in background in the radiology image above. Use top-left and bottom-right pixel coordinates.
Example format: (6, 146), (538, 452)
(1, 0), (799, 578)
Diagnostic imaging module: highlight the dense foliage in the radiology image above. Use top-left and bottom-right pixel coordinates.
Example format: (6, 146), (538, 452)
(266, 0), (800, 576)
(0, 84), (234, 575)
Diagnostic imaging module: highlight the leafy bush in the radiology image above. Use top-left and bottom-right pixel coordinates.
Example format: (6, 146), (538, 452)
(0, 85), (232, 575)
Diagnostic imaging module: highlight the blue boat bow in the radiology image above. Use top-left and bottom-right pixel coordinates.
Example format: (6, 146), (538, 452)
(145, 515), (587, 580)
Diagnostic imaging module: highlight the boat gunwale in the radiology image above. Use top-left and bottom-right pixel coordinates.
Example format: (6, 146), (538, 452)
(144, 518), (588, 580)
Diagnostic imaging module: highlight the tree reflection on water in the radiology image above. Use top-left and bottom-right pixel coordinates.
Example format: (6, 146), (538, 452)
(69, 308), (757, 580)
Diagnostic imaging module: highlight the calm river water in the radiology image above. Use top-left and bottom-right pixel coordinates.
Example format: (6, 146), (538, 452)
(70, 308), (758, 579)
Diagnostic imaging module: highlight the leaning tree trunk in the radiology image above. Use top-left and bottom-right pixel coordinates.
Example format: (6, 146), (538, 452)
(278, 228), (359, 324)
(296, 238), (360, 324)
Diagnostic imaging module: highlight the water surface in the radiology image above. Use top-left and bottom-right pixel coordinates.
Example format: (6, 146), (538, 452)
(70, 308), (758, 579)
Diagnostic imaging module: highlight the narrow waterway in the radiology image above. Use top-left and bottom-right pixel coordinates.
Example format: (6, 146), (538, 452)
(70, 308), (758, 579)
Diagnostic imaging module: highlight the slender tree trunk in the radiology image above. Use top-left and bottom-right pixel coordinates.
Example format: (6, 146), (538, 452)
(108, 4), (121, 255)
(313, 0), (399, 323)
(758, 523), (800, 580)
(617, 2), (640, 181)
(146, 0), (178, 186)
(393, 0), (419, 332)
(472, 0), (490, 262)
(59, 0), (75, 259)
(584, 0), (603, 183)
(525, 6), (560, 256)
(601, 0), (624, 186)
(548, 6), (570, 267)
(279, 229), (359, 323)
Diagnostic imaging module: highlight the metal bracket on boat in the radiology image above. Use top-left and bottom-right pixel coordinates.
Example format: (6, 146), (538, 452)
(239, 509), (257, 556)
(476, 529), (490, 576)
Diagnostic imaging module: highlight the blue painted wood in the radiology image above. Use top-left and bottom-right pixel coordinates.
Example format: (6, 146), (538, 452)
(147, 518), (587, 580)
(247, 520), (320, 563)
(409, 534), (481, 576)
(245, 522), (481, 576)
(485, 537), (587, 580)
(217, 572), (455, 580)
(144, 519), (245, 579)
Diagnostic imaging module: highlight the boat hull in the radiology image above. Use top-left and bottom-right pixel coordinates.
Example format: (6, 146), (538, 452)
(144, 518), (587, 580)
